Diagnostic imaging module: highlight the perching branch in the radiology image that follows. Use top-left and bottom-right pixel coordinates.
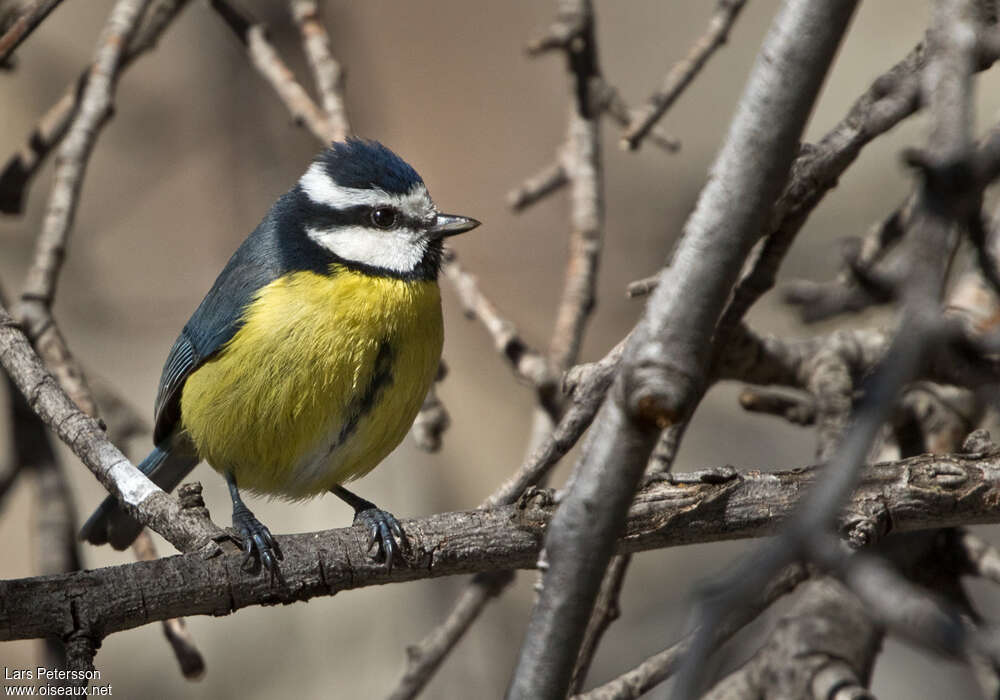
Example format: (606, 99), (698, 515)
(4, 449), (1000, 643)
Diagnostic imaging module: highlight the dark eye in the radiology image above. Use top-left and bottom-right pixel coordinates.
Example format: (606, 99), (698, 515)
(371, 207), (397, 229)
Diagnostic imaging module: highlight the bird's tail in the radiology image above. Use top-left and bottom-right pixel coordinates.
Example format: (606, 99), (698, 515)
(79, 440), (199, 550)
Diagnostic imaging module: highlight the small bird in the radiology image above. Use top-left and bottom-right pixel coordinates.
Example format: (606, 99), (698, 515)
(80, 139), (479, 574)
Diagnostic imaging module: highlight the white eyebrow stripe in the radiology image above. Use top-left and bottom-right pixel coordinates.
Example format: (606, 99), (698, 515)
(299, 162), (431, 215)
(305, 225), (427, 274)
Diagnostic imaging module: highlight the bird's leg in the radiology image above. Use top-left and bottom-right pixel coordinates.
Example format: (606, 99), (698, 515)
(226, 472), (283, 578)
(331, 485), (406, 571)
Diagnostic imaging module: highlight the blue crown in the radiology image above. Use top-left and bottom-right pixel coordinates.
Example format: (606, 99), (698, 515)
(316, 138), (424, 195)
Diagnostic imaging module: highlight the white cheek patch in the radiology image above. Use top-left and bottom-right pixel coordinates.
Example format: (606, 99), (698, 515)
(299, 162), (434, 220)
(307, 225), (427, 273)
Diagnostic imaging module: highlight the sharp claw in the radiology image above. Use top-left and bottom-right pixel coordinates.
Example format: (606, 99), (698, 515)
(353, 507), (405, 570)
(383, 537), (395, 573)
(232, 507), (282, 580)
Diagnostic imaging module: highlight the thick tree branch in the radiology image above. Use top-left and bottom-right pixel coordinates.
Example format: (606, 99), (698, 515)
(4, 451), (1000, 642)
(508, 4), (859, 696)
(675, 3), (984, 694)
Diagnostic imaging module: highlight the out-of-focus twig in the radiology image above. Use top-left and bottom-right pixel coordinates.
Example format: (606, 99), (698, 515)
(738, 387), (817, 425)
(210, 0), (334, 142)
(288, 0), (350, 141)
(546, 4), (603, 372)
(392, 5), (611, 689)
(621, 0), (748, 151)
(442, 254), (558, 394)
(573, 564), (810, 700)
(595, 79), (680, 154)
(9, 371), (80, 672)
(954, 529), (1000, 585)
(14, 0), (155, 419)
(0, 0), (67, 66)
(385, 571), (513, 700)
(410, 362), (449, 453)
(507, 159), (568, 212)
(0, 0), (191, 215)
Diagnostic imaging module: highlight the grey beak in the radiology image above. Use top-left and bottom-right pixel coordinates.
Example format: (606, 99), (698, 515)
(428, 213), (480, 239)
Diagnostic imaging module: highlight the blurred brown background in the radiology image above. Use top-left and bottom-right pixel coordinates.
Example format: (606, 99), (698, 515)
(2, 1), (1000, 697)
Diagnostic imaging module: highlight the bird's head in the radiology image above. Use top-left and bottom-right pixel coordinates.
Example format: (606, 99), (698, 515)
(294, 139), (479, 279)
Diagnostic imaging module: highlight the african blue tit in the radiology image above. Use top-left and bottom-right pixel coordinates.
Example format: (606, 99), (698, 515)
(80, 139), (479, 574)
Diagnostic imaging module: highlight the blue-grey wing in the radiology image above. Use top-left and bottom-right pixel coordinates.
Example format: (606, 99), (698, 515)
(151, 260), (277, 444)
(152, 330), (200, 444)
(150, 186), (336, 444)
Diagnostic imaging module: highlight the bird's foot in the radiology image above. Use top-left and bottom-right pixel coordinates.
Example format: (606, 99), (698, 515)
(354, 506), (406, 572)
(232, 502), (283, 580)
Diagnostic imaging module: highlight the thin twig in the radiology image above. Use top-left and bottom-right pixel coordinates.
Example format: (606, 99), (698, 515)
(568, 554), (631, 694)
(210, 0), (333, 142)
(738, 387), (817, 425)
(442, 254), (557, 393)
(621, 0), (748, 151)
(595, 79), (680, 154)
(386, 571), (513, 700)
(288, 0), (350, 141)
(0, 0), (191, 215)
(15, 0), (154, 418)
(547, 1), (604, 372)
(506, 159), (567, 212)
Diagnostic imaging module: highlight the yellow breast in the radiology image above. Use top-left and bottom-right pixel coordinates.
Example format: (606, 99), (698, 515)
(179, 265), (443, 498)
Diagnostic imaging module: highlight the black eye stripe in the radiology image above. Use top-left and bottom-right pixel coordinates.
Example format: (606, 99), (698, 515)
(304, 202), (425, 231)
